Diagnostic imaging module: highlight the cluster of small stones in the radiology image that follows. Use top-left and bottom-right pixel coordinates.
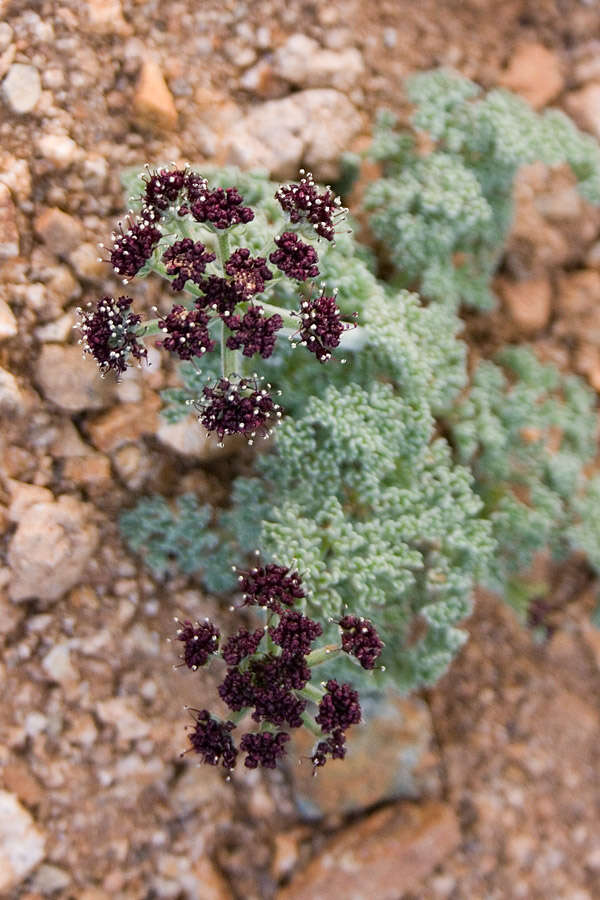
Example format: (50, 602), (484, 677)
(77, 166), (354, 442)
(175, 561), (383, 772)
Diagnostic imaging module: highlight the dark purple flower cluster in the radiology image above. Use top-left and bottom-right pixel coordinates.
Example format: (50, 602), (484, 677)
(157, 305), (215, 360)
(294, 293), (348, 362)
(143, 166), (188, 212)
(175, 557), (373, 774)
(196, 275), (243, 319)
(269, 232), (320, 281)
(197, 377), (281, 443)
(339, 616), (384, 670)
(221, 627), (265, 666)
(162, 239), (216, 291)
(109, 217), (161, 279)
(311, 729), (346, 768)
(225, 248), (273, 298)
(275, 170), (346, 241)
(226, 305), (283, 359)
(76, 296), (147, 376)
(240, 731), (290, 769)
(316, 679), (362, 733)
(238, 564), (306, 613)
(175, 619), (220, 669)
(185, 186), (255, 229)
(186, 709), (238, 770)
(269, 610), (323, 657)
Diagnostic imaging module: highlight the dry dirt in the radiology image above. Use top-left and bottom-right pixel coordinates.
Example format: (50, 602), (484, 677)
(2, 0), (600, 898)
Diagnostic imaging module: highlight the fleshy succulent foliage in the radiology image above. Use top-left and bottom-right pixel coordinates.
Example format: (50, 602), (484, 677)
(111, 71), (600, 772)
(364, 68), (600, 310)
(450, 347), (598, 613)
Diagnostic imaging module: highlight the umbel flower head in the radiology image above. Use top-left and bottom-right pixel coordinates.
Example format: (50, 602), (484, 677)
(162, 239), (216, 291)
(221, 627), (264, 666)
(196, 275), (244, 319)
(157, 304), (215, 361)
(76, 296), (147, 375)
(175, 618), (220, 669)
(293, 291), (351, 362)
(109, 216), (161, 280)
(196, 376), (281, 444)
(315, 679), (362, 733)
(269, 231), (320, 281)
(339, 615), (384, 670)
(184, 185), (255, 229)
(275, 170), (346, 241)
(311, 728), (346, 768)
(186, 709), (238, 770)
(225, 248), (273, 298)
(226, 305), (283, 359)
(269, 610), (323, 657)
(142, 165), (187, 213)
(238, 563), (306, 612)
(240, 731), (290, 769)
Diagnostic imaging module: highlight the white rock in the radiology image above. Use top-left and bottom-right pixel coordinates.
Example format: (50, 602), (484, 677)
(35, 343), (114, 412)
(226, 88), (362, 180)
(156, 417), (240, 460)
(8, 495), (98, 602)
(0, 297), (17, 339)
(30, 863), (71, 893)
(2, 63), (41, 114)
(273, 33), (364, 92)
(34, 313), (73, 343)
(42, 642), (78, 687)
(36, 134), (82, 169)
(0, 182), (19, 258)
(0, 365), (25, 413)
(0, 22), (13, 51)
(96, 697), (150, 742)
(0, 791), (46, 894)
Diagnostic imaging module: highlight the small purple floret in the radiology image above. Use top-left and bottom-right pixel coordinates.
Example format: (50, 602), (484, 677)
(275, 171), (345, 241)
(197, 377), (280, 443)
(339, 616), (384, 670)
(143, 166), (187, 212)
(269, 232), (319, 281)
(187, 710), (238, 770)
(226, 305), (283, 359)
(311, 729), (346, 768)
(269, 610), (323, 657)
(225, 248), (273, 298)
(196, 275), (243, 319)
(185, 186), (254, 230)
(316, 680), (362, 733)
(176, 619), (220, 670)
(157, 305), (215, 360)
(162, 239), (216, 291)
(110, 216), (161, 279)
(76, 295), (147, 375)
(221, 628), (265, 666)
(218, 667), (256, 712)
(239, 564), (305, 613)
(294, 293), (347, 362)
(240, 731), (290, 769)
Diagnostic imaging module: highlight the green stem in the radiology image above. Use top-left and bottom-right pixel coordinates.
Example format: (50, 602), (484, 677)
(301, 711), (322, 737)
(220, 320), (240, 378)
(217, 231), (231, 268)
(299, 682), (325, 705)
(136, 318), (163, 338)
(305, 644), (341, 667)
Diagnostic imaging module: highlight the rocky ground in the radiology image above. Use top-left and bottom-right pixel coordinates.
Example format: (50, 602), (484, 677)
(2, 0), (600, 897)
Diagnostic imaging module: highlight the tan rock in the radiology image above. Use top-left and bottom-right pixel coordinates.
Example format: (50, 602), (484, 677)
(7, 481), (54, 522)
(2, 63), (41, 115)
(36, 133), (82, 169)
(156, 416), (244, 459)
(63, 453), (111, 486)
(0, 791), (46, 894)
(133, 59), (177, 131)
(499, 43), (563, 109)
(68, 242), (106, 282)
(0, 182), (19, 258)
(8, 495), (98, 602)
(565, 82), (600, 141)
(190, 857), (234, 900)
(34, 207), (83, 257)
(0, 365), (26, 413)
(0, 296), (17, 338)
(497, 277), (552, 334)
(86, 394), (160, 452)
(96, 697), (150, 742)
(86, 0), (130, 35)
(291, 694), (435, 818)
(556, 269), (600, 318)
(35, 344), (114, 412)
(1, 760), (44, 807)
(278, 802), (460, 900)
